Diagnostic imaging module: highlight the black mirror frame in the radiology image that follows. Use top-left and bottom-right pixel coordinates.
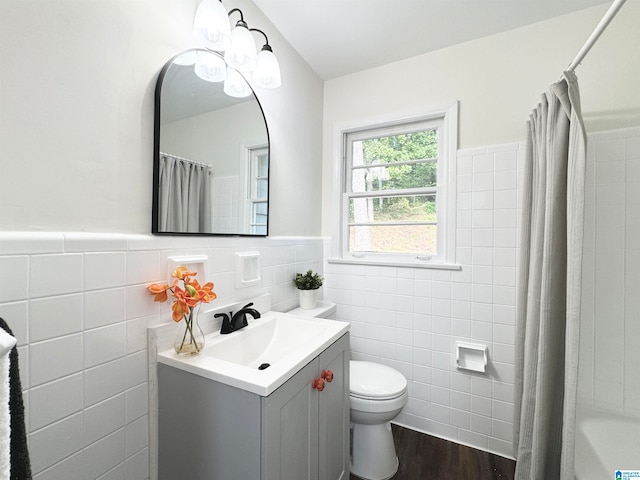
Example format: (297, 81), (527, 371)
(152, 49), (270, 237)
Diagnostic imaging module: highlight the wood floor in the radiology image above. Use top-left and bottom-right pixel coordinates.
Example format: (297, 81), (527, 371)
(350, 424), (516, 480)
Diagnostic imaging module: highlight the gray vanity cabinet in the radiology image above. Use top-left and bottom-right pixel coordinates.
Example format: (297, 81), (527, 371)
(263, 332), (350, 480)
(158, 332), (350, 480)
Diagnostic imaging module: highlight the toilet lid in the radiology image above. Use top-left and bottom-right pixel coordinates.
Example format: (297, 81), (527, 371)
(350, 361), (407, 400)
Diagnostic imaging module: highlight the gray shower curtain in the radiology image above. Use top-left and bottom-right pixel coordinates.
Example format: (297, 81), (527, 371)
(513, 71), (586, 480)
(158, 154), (212, 233)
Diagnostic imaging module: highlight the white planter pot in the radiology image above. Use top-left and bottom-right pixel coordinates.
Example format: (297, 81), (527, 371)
(298, 289), (319, 309)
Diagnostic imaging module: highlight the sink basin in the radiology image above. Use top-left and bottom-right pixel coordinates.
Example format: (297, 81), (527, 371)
(157, 310), (349, 396)
(204, 314), (328, 367)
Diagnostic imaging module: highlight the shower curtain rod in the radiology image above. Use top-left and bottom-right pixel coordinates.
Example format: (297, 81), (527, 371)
(567, 0), (627, 72)
(160, 151), (211, 170)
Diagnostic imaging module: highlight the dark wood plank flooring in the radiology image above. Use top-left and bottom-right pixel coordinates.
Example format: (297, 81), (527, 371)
(350, 424), (516, 480)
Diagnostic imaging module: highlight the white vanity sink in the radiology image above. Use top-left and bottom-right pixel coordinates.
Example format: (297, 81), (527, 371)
(157, 310), (349, 396)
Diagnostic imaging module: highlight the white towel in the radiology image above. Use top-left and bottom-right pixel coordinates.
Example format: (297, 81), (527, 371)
(0, 329), (16, 480)
(0, 330), (15, 359)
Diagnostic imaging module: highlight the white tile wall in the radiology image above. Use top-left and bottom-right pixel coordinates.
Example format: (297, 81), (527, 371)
(0, 233), (324, 479)
(579, 126), (640, 417)
(211, 176), (240, 234)
(324, 142), (523, 459)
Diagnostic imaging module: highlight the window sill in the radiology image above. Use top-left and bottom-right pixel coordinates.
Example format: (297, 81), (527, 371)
(327, 257), (462, 270)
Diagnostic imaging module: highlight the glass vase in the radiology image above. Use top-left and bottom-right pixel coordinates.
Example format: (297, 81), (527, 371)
(174, 306), (205, 356)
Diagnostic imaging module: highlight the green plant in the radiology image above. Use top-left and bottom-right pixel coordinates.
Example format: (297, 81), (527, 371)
(294, 269), (323, 290)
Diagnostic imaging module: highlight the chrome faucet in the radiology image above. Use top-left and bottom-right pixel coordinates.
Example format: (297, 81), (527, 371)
(216, 302), (261, 334)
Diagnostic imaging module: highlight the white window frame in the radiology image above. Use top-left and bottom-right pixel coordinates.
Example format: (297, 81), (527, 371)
(330, 103), (459, 269)
(241, 143), (269, 235)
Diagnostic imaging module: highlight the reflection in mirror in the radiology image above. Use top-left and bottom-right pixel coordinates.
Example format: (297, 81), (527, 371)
(152, 49), (270, 236)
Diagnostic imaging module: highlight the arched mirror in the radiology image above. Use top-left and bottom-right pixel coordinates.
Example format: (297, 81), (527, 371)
(152, 49), (270, 236)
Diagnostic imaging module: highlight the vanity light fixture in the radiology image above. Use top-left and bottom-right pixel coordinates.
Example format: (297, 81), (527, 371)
(192, 0), (281, 92)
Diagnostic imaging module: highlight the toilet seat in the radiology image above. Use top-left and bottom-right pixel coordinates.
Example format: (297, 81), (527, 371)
(350, 361), (407, 401)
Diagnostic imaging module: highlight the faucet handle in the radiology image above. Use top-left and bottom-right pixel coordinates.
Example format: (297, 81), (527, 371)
(216, 312), (234, 334)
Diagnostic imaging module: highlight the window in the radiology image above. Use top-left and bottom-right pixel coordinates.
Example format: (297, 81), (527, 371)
(337, 107), (457, 267)
(247, 146), (269, 235)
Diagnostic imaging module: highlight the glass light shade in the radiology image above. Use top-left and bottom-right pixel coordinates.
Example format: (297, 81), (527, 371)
(172, 50), (197, 66)
(252, 47), (281, 88)
(193, 0), (231, 51)
(194, 51), (226, 82)
(224, 23), (257, 72)
(224, 68), (252, 98)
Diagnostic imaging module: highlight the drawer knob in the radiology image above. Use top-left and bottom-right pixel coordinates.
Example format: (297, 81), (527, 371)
(311, 378), (325, 392)
(322, 370), (334, 382)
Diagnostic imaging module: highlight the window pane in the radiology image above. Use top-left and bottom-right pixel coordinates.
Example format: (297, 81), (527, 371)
(257, 154), (269, 177)
(252, 201), (267, 235)
(353, 130), (438, 166)
(351, 161), (437, 192)
(254, 202), (267, 215)
(252, 224), (267, 235)
(255, 178), (268, 198)
(349, 224), (437, 255)
(349, 195), (436, 223)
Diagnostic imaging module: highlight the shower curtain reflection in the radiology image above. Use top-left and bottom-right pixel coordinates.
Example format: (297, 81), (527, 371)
(158, 153), (212, 233)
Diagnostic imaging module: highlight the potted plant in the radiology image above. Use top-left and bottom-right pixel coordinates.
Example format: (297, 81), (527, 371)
(294, 269), (323, 309)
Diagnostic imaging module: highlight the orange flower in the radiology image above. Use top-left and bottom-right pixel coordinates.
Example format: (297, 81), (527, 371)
(171, 297), (191, 322)
(186, 279), (216, 303)
(172, 266), (197, 281)
(198, 282), (217, 303)
(147, 283), (170, 303)
(171, 287), (195, 319)
(147, 266), (217, 323)
(173, 286), (199, 307)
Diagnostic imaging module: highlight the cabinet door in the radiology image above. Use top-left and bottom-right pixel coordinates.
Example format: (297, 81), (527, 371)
(158, 364), (262, 480)
(263, 359), (319, 480)
(318, 333), (350, 480)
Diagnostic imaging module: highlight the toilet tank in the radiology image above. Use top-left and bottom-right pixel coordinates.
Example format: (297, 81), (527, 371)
(288, 301), (337, 319)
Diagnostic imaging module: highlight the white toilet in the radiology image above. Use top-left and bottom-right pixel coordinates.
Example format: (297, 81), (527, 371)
(288, 301), (408, 480)
(349, 361), (408, 480)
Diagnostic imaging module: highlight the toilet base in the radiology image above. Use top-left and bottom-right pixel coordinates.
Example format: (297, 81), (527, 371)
(350, 421), (399, 480)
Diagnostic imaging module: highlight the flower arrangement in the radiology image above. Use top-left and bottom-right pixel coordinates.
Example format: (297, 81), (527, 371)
(148, 266), (216, 355)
